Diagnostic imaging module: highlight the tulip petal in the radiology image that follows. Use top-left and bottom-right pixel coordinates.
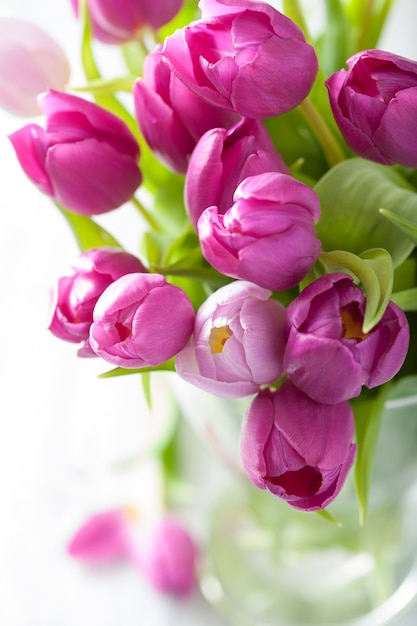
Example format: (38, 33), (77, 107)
(45, 138), (142, 215)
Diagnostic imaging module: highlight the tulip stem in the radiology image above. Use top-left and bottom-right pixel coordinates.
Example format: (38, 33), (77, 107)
(298, 98), (346, 166)
(131, 196), (161, 231)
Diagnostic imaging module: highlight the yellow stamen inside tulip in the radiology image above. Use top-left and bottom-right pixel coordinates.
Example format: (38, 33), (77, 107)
(340, 304), (368, 341)
(209, 325), (233, 354)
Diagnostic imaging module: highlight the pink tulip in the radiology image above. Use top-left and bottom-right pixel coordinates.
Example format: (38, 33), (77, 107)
(198, 172), (321, 291)
(9, 90), (142, 215)
(240, 382), (357, 511)
(0, 18), (70, 117)
(283, 273), (410, 404)
(67, 508), (137, 564)
(176, 280), (286, 398)
(135, 518), (198, 597)
(70, 0), (184, 44)
(68, 510), (197, 596)
(162, 0), (318, 119)
(133, 47), (240, 174)
(185, 117), (288, 229)
(89, 273), (195, 368)
(326, 49), (417, 167)
(48, 247), (146, 356)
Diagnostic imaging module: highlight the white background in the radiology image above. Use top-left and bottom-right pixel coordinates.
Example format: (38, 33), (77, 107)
(1, 1), (417, 625)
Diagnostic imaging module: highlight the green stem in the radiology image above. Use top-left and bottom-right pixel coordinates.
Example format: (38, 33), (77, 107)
(298, 98), (346, 166)
(356, 0), (375, 51)
(131, 195), (161, 231)
(78, 0), (142, 142)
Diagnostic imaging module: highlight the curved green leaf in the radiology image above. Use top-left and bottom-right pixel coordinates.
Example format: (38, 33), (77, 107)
(379, 207), (417, 246)
(319, 248), (393, 332)
(391, 288), (417, 312)
(351, 384), (391, 524)
(98, 358), (176, 378)
(56, 204), (121, 251)
(359, 248), (393, 331)
(315, 159), (417, 267)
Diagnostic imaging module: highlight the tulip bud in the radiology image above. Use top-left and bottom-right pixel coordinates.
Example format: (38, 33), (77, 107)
(240, 382), (357, 511)
(175, 280), (286, 398)
(70, 0), (184, 44)
(198, 172), (321, 291)
(185, 117), (288, 229)
(162, 0), (318, 119)
(48, 247), (146, 356)
(133, 47), (240, 174)
(136, 518), (197, 597)
(283, 273), (410, 404)
(8, 90), (142, 216)
(0, 18), (70, 117)
(89, 273), (195, 368)
(326, 49), (417, 167)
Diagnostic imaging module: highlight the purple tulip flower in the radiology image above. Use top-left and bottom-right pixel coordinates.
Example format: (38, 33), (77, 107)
(185, 117), (288, 229)
(240, 381), (357, 511)
(283, 273), (410, 404)
(89, 273), (195, 368)
(0, 18), (70, 117)
(69, 0), (184, 44)
(8, 90), (142, 215)
(48, 247), (146, 357)
(133, 47), (240, 174)
(162, 0), (318, 119)
(198, 172), (321, 291)
(175, 280), (286, 398)
(326, 49), (417, 167)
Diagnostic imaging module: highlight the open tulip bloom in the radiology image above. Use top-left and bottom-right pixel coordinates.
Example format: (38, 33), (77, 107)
(7, 0), (417, 528)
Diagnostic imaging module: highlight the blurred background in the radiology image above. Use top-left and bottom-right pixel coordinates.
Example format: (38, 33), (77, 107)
(1, 1), (417, 625)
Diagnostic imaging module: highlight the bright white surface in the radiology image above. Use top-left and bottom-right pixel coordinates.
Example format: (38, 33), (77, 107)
(0, 1), (417, 625)
(0, 1), (230, 624)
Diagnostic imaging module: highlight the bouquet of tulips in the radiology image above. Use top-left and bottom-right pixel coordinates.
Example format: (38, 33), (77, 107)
(4, 0), (417, 597)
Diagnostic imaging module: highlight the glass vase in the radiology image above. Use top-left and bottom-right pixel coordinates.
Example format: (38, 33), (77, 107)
(172, 375), (417, 626)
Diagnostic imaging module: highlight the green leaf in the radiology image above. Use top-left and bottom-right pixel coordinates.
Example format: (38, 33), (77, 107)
(158, 0), (201, 39)
(98, 358), (176, 378)
(317, 0), (353, 77)
(264, 108), (329, 182)
(121, 39), (148, 76)
(345, 0), (396, 51)
(141, 372), (152, 411)
(391, 288), (417, 312)
(56, 204), (121, 251)
(71, 76), (135, 96)
(393, 256), (417, 293)
(141, 231), (174, 267)
(318, 248), (393, 332)
(379, 207), (417, 246)
(315, 159), (417, 267)
(148, 171), (188, 234)
(152, 260), (231, 289)
(316, 508), (342, 526)
(359, 248), (393, 331)
(351, 384), (391, 524)
(162, 230), (201, 265)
